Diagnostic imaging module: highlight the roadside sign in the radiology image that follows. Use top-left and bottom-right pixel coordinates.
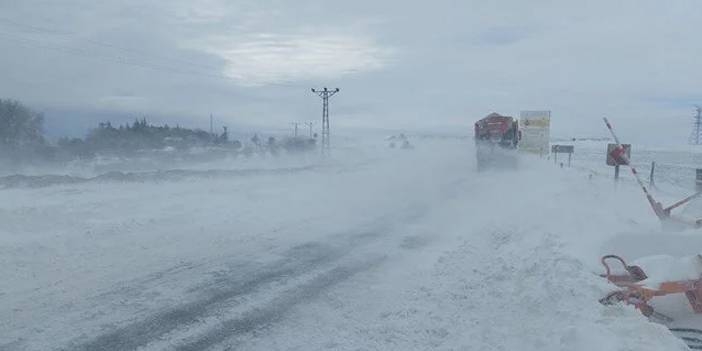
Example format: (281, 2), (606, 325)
(551, 144), (574, 167)
(607, 143), (631, 166)
(551, 145), (574, 154)
(519, 111), (551, 156)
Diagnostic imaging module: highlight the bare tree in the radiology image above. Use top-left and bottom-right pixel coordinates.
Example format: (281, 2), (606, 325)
(0, 99), (45, 150)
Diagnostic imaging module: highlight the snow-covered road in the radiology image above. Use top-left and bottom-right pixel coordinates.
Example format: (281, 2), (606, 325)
(0, 139), (692, 350)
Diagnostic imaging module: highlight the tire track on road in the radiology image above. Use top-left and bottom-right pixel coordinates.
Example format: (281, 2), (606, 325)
(63, 231), (383, 351)
(173, 257), (386, 351)
(61, 201), (432, 351)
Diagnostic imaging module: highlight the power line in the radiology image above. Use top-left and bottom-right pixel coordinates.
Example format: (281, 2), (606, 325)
(0, 16), (72, 34)
(304, 121), (314, 138)
(311, 87), (339, 154)
(0, 30), (235, 81)
(0, 23), (305, 88)
(0, 16), (223, 72)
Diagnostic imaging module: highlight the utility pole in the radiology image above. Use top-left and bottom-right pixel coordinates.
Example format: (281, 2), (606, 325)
(291, 122), (300, 137)
(692, 106), (702, 145)
(311, 87), (340, 153)
(304, 121), (314, 138)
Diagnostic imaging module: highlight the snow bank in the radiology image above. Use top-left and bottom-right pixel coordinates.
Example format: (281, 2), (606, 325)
(0, 137), (692, 350)
(635, 255), (702, 288)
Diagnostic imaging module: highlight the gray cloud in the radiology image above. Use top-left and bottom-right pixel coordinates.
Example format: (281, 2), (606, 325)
(0, 0), (701, 144)
(476, 26), (533, 46)
(194, 32), (392, 86)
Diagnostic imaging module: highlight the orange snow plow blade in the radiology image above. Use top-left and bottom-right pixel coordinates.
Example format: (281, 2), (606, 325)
(599, 255), (702, 320)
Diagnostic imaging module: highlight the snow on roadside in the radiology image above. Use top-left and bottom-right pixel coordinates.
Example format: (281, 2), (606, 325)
(423, 230), (687, 351)
(0, 138), (693, 350)
(253, 235), (690, 351)
(237, 152), (688, 350)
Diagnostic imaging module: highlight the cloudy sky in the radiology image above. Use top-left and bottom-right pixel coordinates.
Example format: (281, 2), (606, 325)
(0, 0), (700, 143)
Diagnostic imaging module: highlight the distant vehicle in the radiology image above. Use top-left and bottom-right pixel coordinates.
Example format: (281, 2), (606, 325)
(387, 133), (413, 149)
(474, 112), (520, 170)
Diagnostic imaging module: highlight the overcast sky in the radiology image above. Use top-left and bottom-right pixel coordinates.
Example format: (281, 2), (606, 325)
(0, 0), (700, 144)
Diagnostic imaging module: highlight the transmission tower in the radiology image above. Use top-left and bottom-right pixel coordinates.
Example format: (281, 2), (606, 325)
(311, 87), (340, 153)
(691, 106), (702, 145)
(304, 121), (314, 137)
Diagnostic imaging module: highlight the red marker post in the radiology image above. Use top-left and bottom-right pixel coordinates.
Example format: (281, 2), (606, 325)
(603, 117), (702, 228)
(603, 118), (665, 218)
(607, 143), (630, 181)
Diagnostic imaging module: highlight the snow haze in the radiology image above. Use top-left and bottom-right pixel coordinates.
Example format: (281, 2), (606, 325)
(1, 136), (698, 350)
(3, 2), (702, 350)
(0, 1), (701, 142)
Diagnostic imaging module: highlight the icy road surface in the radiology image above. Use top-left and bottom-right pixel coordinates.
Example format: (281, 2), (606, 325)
(0, 139), (691, 350)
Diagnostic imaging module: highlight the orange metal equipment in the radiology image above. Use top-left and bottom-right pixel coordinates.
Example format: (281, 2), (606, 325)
(603, 118), (702, 230)
(600, 255), (702, 320)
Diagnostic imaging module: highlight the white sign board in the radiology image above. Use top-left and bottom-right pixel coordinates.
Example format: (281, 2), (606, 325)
(519, 111), (551, 155)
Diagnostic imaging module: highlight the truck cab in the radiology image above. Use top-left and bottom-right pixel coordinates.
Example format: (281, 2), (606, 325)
(474, 113), (520, 170)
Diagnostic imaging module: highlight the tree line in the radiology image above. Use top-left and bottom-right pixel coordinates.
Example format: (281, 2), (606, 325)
(59, 117), (237, 157)
(0, 98), (316, 164)
(0, 99), (239, 163)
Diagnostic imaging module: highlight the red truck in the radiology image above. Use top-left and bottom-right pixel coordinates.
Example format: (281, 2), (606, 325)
(474, 113), (520, 170)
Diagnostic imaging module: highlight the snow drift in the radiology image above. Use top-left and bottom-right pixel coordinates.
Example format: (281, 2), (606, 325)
(0, 137), (692, 350)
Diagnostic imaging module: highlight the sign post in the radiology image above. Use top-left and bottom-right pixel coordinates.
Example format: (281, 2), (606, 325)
(603, 117), (702, 229)
(569, 152), (572, 168)
(551, 144), (574, 167)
